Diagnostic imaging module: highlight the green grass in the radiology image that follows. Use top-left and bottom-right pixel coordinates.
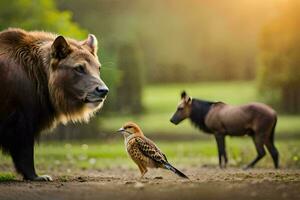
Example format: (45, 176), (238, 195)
(100, 81), (300, 136)
(0, 139), (299, 174)
(0, 173), (15, 181)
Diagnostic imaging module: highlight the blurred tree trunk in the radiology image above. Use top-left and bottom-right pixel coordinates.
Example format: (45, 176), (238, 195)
(281, 85), (300, 114)
(115, 43), (144, 114)
(257, 0), (300, 114)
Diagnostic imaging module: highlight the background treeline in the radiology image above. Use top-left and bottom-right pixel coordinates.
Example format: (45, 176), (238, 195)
(1, 0), (300, 140)
(58, 0), (277, 82)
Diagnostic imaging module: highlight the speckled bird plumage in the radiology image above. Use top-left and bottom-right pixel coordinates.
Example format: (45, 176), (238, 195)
(118, 122), (188, 179)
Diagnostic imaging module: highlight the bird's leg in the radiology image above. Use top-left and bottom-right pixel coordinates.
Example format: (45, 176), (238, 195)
(137, 164), (143, 175)
(138, 165), (148, 179)
(140, 169), (148, 179)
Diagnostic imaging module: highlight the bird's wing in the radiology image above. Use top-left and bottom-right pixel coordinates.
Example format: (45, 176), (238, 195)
(134, 136), (168, 164)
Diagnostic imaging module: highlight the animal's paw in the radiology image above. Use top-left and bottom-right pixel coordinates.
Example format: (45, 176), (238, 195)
(32, 175), (53, 181)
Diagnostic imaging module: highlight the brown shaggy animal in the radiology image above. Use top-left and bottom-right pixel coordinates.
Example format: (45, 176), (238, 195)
(170, 91), (279, 169)
(0, 28), (108, 181)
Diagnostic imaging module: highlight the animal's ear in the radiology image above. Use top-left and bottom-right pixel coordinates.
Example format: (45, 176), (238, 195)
(84, 34), (98, 55)
(51, 36), (71, 59)
(181, 91), (187, 99)
(181, 90), (191, 104)
(186, 97), (192, 104)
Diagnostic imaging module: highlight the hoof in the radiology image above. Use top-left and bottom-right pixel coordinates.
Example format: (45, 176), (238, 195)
(219, 165), (227, 169)
(31, 175), (53, 181)
(242, 166), (252, 170)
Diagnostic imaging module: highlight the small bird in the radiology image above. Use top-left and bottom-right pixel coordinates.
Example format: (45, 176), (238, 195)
(117, 122), (189, 179)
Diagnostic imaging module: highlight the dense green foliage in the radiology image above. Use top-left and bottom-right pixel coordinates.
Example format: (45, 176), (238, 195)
(258, 0), (300, 113)
(0, 0), (86, 39)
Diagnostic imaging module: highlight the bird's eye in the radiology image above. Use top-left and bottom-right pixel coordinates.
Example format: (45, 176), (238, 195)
(74, 64), (85, 74)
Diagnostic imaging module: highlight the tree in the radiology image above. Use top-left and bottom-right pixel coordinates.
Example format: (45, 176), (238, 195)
(116, 43), (144, 114)
(257, 0), (300, 113)
(0, 0), (86, 39)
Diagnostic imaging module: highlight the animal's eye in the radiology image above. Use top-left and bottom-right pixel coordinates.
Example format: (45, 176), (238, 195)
(178, 107), (184, 111)
(74, 64), (85, 74)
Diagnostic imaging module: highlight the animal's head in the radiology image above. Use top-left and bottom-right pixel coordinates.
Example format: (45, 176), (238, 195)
(48, 34), (108, 123)
(170, 91), (192, 125)
(117, 122), (144, 137)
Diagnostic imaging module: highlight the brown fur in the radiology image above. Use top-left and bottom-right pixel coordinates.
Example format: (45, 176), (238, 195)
(0, 28), (106, 126)
(0, 28), (108, 180)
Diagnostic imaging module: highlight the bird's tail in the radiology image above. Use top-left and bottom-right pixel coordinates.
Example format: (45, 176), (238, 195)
(163, 162), (189, 179)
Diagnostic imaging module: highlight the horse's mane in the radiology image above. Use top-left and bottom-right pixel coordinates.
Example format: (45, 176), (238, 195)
(190, 99), (215, 133)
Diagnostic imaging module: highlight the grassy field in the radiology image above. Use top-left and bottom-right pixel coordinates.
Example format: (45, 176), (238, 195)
(100, 81), (300, 136)
(1, 81), (300, 180)
(0, 138), (299, 180)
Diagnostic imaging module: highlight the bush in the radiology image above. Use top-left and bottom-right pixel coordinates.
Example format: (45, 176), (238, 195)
(0, 0), (86, 39)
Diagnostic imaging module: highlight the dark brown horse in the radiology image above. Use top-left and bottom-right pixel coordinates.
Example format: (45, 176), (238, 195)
(170, 91), (279, 169)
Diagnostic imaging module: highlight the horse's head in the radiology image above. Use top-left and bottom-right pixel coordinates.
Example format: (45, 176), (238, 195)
(170, 90), (192, 125)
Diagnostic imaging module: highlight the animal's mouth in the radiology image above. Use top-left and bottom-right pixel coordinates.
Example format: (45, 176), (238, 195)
(83, 96), (105, 104)
(170, 118), (179, 125)
(82, 86), (109, 105)
(170, 113), (185, 125)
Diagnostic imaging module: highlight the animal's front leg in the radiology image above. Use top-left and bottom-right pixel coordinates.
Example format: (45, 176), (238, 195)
(10, 142), (52, 181)
(215, 134), (227, 168)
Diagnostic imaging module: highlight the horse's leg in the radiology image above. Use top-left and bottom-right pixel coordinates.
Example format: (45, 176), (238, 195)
(265, 123), (279, 169)
(265, 141), (279, 169)
(245, 134), (266, 169)
(224, 144), (228, 167)
(215, 135), (222, 168)
(215, 134), (227, 168)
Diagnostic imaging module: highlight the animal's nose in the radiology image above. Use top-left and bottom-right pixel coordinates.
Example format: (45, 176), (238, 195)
(95, 86), (109, 98)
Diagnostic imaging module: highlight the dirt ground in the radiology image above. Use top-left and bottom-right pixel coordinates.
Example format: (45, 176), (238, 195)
(0, 167), (299, 200)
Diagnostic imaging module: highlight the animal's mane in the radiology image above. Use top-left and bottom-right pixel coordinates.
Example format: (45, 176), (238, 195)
(0, 29), (57, 129)
(0, 29), (50, 97)
(189, 98), (215, 133)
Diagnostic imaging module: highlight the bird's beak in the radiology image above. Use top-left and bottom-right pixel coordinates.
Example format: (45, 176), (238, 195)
(117, 127), (125, 134)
